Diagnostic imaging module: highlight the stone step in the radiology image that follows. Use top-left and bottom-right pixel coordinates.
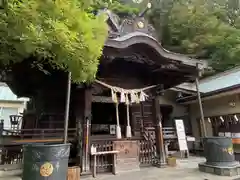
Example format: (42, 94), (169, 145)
(0, 169), (22, 178)
(0, 164), (22, 179)
(0, 164), (22, 171)
(0, 175), (21, 180)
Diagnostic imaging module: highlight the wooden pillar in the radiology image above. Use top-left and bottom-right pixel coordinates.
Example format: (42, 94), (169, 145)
(195, 77), (206, 137)
(115, 103), (122, 139)
(152, 96), (166, 166)
(140, 103), (144, 134)
(82, 87), (92, 172)
(74, 88), (84, 168)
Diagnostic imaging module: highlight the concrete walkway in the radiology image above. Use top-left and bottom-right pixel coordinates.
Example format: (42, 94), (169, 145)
(4, 157), (240, 180)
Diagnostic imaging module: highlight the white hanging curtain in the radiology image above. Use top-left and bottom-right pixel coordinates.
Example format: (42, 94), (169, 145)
(95, 79), (157, 104)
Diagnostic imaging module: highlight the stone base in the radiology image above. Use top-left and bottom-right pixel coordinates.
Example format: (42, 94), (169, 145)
(199, 162), (240, 176)
(235, 152), (240, 161)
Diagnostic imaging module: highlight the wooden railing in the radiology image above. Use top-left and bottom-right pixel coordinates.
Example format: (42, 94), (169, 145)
(0, 142), (78, 165)
(90, 140), (114, 173)
(162, 127), (177, 139)
(0, 128), (77, 165)
(139, 139), (156, 166)
(140, 126), (177, 165)
(90, 138), (158, 169)
(0, 144), (23, 165)
(142, 127), (156, 153)
(143, 127), (177, 140)
(1, 128), (77, 141)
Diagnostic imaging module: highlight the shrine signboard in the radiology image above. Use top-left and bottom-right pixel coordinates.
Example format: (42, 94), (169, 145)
(113, 140), (140, 173)
(175, 119), (188, 151)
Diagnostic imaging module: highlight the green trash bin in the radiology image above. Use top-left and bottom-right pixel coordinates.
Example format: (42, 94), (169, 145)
(22, 143), (70, 180)
(203, 137), (238, 167)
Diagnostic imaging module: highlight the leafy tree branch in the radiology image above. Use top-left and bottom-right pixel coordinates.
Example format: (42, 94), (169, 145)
(0, 0), (108, 83)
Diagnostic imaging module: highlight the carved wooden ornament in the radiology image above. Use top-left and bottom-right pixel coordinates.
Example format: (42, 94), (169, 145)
(40, 162), (54, 177)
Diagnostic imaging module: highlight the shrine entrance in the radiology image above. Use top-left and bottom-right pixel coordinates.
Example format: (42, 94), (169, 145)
(91, 101), (127, 137)
(161, 105), (174, 127)
(1, 3), (207, 176)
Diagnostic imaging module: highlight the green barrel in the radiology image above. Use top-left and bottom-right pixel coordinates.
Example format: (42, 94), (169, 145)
(22, 143), (70, 180)
(230, 123), (240, 161)
(0, 120), (3, 135)
(203, 137), (238, 167)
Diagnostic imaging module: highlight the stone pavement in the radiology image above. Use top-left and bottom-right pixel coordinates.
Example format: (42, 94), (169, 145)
(82, 156), (240, 180)
(4, 156), (240, 180)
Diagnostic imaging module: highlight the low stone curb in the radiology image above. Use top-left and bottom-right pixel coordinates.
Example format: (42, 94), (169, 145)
(199, 162), (240, 176)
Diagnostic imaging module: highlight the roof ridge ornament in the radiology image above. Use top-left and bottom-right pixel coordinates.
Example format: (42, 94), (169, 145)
(138, 2), (152, 17)
(133, 0), (143, 3)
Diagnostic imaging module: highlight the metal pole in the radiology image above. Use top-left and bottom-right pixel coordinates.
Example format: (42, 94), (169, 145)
(195, 74), (206, 137)
(64, 72), (71, 144)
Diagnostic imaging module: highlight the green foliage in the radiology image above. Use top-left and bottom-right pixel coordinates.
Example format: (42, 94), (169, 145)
(103, 0), (240, 71)
(149, 0), (240, 72)
(91, 0), (140, 17)
(0, 0), (108, 83)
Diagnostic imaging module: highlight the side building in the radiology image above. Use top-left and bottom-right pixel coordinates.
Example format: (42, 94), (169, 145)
(0, 82), (29, 130)
(176, 67), (240, 154)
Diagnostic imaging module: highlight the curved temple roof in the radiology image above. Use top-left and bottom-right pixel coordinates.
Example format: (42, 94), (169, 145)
(102, 9), (208, 71)
(105, 32), (207, 70)
(5, 8), (209, 98)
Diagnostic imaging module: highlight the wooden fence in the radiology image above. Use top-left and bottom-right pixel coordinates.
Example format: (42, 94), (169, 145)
(0, 128), (160, 169)
(0, 128), (77, 165)
(0, 144), (22, 165)
(90, 140), (114, 173)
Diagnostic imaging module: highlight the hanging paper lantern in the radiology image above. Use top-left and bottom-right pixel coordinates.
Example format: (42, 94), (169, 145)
(111, 89), (115, 102)
(114, 92), (118, 103)
(135, 92), (140, 103)
(139, 91), (145, 102)
(125, 93), (129, 105)
(111, 89), (118, 103)
(131, 91), (135, 103)
(120, 92), (126, 103)
(234, 115), (239, 122)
